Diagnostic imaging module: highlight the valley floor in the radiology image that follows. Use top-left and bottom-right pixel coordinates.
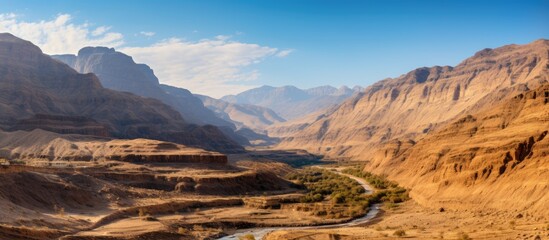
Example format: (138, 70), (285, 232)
(265, 199), (549, 240)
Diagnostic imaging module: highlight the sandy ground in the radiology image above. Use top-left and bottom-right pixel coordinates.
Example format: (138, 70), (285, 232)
(266, 200), (549, 240)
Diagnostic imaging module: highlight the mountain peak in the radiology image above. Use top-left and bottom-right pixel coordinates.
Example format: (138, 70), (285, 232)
(78, 46), (116, 56)
(0, 32), (43, 54)
(0, 32), (21, 42)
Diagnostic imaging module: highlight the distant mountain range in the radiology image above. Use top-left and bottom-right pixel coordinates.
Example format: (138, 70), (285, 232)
(52, 46), (362, 139)
(52, 47), (232, 128)
(221, 85), (363, 120)
(0, 33), (243, 153)
(195, 94), (286, 134)
(51, 46), (258, 146)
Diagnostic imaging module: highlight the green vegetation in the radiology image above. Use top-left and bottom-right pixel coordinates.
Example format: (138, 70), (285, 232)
(285, 166), (409, 219)
(343, 166), (410, 205)
(342, 166), (397, 189)
(286, 168), (369, 218)
(287, 168), (366, 204)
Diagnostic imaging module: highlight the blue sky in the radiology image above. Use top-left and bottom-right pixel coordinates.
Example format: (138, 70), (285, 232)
(0, 0), (548, 97)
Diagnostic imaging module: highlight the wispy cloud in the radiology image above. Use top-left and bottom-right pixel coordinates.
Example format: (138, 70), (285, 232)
(0, 13), (123, 54)
(140, 31), (155, 37)
(0, 13), (292, 97)
(276, 49), (293, 58)
(122, 37), (278, 97)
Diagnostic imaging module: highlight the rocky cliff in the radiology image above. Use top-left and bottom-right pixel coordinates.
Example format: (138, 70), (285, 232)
(370, 84), (549, 217)
(278, 39), (549, 160)
(52, 47), (233, 127)
(0, 33), (243, 153)
(277, 39), (549, 216)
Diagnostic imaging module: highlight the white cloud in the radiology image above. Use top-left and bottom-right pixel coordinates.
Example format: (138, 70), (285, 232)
(92, 26), (111, 36)
(122, 37), (282, 97)
(0, 13), (123, 54)
(0, 13), (292, 97)
(140, 31), (155, 37)
(276, 49), (293, 57)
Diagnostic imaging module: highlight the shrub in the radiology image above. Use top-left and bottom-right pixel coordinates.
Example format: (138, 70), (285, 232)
(385, 202), (398, 209)
(457, 231), (472, 240)
(393, 229), (406, 237)
(239, 234), (256, 240)
(177, 227), (188, 234)
(53, 205), (65, 216)
(138, 208), (146, 217)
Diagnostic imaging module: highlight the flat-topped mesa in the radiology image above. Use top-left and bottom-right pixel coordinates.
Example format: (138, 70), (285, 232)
(86, 139), (229, 164)
(108, 153), (227, 164)
(0, 129), (228, 165)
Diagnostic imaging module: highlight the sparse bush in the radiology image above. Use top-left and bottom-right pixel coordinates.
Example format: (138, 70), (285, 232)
(385, 202), (398, 209)
(393, 229), (406, 237)
(314, 210), (327, 216)
(239, 234), (256, 240)
(138, 208), (146, 217)
(457, 231), (472, 240)
(53, 205), (65, 216)
(193, 225), (205, 231)
(177, 227), (188, 235)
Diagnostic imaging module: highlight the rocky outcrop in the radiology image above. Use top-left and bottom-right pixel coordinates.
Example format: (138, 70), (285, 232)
(0, 33), (243, 153)
(189, 171), (293, 195)
(367, 84), (549, 217)
(221, 85), (362, 120)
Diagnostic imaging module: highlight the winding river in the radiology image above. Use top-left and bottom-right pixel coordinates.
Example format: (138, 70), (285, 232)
(219, 169), (380, 240)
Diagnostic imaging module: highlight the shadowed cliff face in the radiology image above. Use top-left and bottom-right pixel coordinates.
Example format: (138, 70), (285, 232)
(0, 33), (243, 153)
(52, 47), (234, 128)
(278, 39), (549, 160)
